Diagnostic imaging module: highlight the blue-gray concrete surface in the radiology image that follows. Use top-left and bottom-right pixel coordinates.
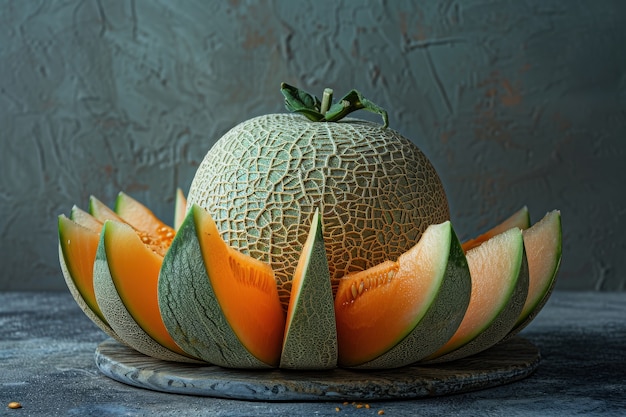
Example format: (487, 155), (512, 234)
(1, 1), (626, 292)
(2, 291), (625, 416)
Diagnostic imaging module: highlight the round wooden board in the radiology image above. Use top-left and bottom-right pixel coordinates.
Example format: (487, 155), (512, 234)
(95, 337), (540, 401)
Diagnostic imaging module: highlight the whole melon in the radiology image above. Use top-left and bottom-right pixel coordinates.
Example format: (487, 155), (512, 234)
(187, 113), (449, 308)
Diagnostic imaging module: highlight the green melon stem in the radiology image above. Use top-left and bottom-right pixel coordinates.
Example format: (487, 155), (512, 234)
(320, 88), (333, 115)
(281, 82), (389, 128)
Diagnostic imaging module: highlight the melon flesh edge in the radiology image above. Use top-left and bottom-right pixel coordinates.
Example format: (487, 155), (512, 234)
(462, 206), (530, 252)
(506, 210), (562, 338)
(158, 204), (279, 368)
(424, 227), (528, 363)
(352, 221), (472, 369)
(280, 208), (337, 369)
(115, 192), (170, 237)
(93, 220), (200, 363)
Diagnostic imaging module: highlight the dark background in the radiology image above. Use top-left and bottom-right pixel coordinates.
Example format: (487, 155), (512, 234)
(1, 0), (624, 291)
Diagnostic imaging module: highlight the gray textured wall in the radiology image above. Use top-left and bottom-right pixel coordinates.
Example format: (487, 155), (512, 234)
(1, 1), (625, 291)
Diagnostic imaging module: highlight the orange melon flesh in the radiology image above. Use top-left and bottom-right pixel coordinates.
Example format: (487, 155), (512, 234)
(193, 205), (286, 366)
(334, 224), (449, 367)
(101, 220), (186, 356)
(115, 192), (175, 242)
(431, 227), (524, 357)
(462, 206), (530, 252)
(58, 214), (105, 321)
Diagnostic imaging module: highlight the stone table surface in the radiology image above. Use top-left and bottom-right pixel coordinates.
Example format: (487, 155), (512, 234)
(1, 291), (625, 417)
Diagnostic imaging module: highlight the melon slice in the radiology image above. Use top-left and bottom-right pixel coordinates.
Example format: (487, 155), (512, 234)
(334, 221), (472, 369)
(280, 208), (337, 370)
(424, 227), (529, 363)
(507, 210), (562, 337)
(158, 204), (286, 368)
(89, 195), (125, 223)
(58, 212), (125, 344)
(93, 219), (199, 363)
(462, 206), (530, 252)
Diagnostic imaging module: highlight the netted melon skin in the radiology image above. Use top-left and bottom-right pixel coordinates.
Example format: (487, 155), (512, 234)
(188, 114), (449, 308)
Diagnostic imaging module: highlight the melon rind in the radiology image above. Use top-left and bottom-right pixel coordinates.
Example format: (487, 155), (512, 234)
(279, 208), (337, 370)
(425, 228), (529, 364)
(93, 221), (200, 363)
(158, 205), (272, 369)
(348, 221), (472, 369)
(506, 210), (562, 339)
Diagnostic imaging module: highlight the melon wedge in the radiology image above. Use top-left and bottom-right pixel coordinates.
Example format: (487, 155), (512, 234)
(335, 221), (472, 369)
(58, 212), (124, 344)
(93, 220), (199, 363)
(462, 206), (530, 252)
(424, 227), (529, 363)
(280, 208), (337, 369)
(507, 210), (562, 337)
(89, 195), (125, 223)
(158, 204), (286, 368)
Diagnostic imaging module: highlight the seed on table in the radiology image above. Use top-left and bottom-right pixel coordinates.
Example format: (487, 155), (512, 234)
(8, 402), (22, 409)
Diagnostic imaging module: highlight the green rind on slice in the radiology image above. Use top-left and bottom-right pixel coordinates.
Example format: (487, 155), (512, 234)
(158, 205), (271, 369)
(280, 208), (337, 370)
(425, 227), (529, 364)
(93, 220), (200, 363)
(507, 210), (562, 338)
(353, 221), (472, 369)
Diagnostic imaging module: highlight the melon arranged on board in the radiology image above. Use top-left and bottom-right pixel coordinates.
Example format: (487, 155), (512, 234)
(58, 83), (563, 370)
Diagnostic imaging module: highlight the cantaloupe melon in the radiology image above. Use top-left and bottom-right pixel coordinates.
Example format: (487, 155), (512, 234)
(187, 111), (449, 310)
(280, 208), (337, 370)
(335, 221), (471, 368)
(159, 204), (285, 368)
(424, 227), (529, 363)
(57, 84), (565, 371)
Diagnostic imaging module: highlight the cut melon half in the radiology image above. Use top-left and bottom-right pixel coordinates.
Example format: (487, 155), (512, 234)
(280, 208), (337, 370)
(425, 227), (529, 363)
(158, 204), (285, 368)
(93, 219), (199, 363)
(462, 206), (530, 252)
(507, 210), (562, 337)
(335, 221), (472, 369)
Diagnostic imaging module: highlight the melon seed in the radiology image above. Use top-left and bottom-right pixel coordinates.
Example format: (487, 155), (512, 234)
(8, 402), (22, 409)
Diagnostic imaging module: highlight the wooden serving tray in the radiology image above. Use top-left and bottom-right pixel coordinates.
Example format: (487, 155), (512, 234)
(95, 336), (540, 401)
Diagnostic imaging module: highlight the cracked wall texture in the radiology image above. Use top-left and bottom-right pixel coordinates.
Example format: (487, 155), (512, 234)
(1, 0), (625, 291)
